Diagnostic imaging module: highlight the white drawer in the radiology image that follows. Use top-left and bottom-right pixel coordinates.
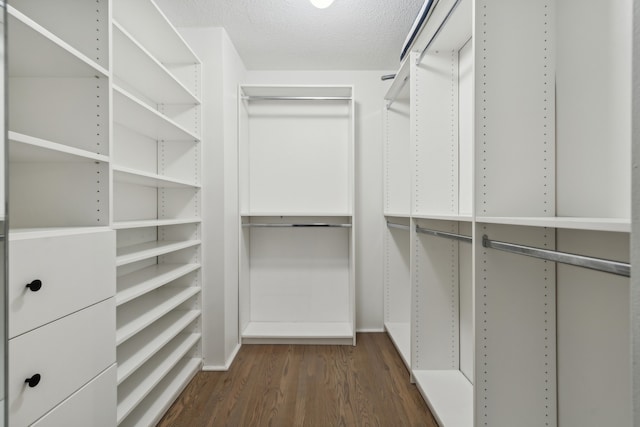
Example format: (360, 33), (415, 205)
(9, 228), (115, 338)
(31, 364), (116, 427)
(9, 299), (115, 427)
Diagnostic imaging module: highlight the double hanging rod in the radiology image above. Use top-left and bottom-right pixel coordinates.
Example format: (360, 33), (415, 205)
(386, 222), (630, 277)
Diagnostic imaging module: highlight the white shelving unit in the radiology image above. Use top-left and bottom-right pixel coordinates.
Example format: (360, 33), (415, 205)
(111, 0), (203, 424)
(382, 0), (633, 426)
(238, 86), (356, 345)
(7, 1), (116, 425)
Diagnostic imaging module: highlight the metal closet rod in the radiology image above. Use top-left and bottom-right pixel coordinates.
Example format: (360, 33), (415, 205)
(387, 221), (410, 231)
(243, 223), (351, 228)
(416, 0), (463, 65)
(416, 225), (472, 243)
(241, 96), (352, 101)
(482, 235), (630, 278)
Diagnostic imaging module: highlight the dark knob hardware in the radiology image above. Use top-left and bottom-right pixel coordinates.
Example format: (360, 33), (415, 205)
(25, 374), (41, 388)
(26, 280), (42, 292)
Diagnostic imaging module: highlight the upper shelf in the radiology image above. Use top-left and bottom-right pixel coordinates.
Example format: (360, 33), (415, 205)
(113, 86), (201, 142)
(113, 0), (200, 65)
(476, 216), (631, 233)
(8, 6), (108, 78)
(241, 85), (353, 99)
(9, 132), (109, 164)
(384, 57), (410, 103)
(113, 21), (200, 106)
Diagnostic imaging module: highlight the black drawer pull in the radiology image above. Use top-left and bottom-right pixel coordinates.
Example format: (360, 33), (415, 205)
(25, 374), (41, 388)
(26, 280), (42, 292)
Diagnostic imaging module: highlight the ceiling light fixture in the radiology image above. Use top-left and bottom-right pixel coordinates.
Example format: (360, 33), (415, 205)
(310, 0), (335, 9)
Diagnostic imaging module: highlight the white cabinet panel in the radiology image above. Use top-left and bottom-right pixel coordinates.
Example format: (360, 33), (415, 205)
(9, 299), (115, 427)
(9, 229), (115, 338)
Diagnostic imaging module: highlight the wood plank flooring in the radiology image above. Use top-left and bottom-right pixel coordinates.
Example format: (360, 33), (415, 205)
(157, 333), (437, 426)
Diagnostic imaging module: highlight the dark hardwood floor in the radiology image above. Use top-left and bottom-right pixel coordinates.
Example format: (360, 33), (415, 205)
(157, 333), (438, 427)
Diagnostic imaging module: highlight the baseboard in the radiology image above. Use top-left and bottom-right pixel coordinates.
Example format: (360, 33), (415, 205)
(202, 342), (242, 371)
(356, 328), (385, 333)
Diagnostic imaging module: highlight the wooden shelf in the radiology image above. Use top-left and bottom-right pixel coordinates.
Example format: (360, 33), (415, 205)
(413, 370), (473, 427)
(113, 86), (200, 142)
(116, 240), (201, 267)
(113, 22), (200, 106)
(384, 322), (411, 371)
(113, 0), (199, 65)
(9, 131), (109, 163)
(116, 286), (200, 346)
(8, 6), (108, 78)
(118, 357), (200, 427)
(117, 310), (201, 385)
(112, 218), (201, 230)
(116, 263), (201, 306)
(117, 332), (201, 424)
(476, 216), (630, 233)
(113, 165), (200, 189)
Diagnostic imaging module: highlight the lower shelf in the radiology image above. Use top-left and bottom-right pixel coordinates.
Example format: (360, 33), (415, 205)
(384, 322), (410, 371)
(119, 357), (201, 427)
(242, 321), (354, 345)
(412, 370), (473, 427)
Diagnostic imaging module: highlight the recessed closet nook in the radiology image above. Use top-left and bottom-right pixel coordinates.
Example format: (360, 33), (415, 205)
(2, 0), (639, 425)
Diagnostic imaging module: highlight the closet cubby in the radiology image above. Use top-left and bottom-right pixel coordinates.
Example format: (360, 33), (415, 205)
(412, 218), (472, 426)
(383, 217), (411, 370)
(112, 0), (202, 424)
(239, 85), (355, 344)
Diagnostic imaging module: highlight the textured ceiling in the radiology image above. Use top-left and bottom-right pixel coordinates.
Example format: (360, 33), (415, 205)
(154, 0), (425, 70)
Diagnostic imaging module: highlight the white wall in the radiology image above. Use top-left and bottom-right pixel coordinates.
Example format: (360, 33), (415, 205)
(179, 27), (246, 369)
(246, 70), (390, 331)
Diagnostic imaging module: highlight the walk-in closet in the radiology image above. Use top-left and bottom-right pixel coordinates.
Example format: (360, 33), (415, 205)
(1, 0), (639, 426)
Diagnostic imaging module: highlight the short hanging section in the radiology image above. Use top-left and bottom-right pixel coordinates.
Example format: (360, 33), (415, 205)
(482, 235), (630, 277)
(416, 225), (472, 244)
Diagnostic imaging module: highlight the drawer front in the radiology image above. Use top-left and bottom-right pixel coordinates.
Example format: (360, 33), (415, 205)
(31, 364), (116, 427)
(9, 229), (115, 338)
(9, 299), (115, 427)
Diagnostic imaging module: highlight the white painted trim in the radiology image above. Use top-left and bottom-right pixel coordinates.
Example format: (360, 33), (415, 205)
(201, 343), (241, 372)
(357, 328), (385, 333)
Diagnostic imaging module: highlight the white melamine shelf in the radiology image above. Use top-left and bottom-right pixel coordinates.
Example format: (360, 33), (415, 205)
(113, 166), (200, 189)
(242, 85), (352, 99)
(8, 6), (108, 78)
(9, 226), (111, 240)
(412, 213), (473, 222)
(476, 216), (630, 233)
(113, 86), (200, 142)
(9, 131), (109, 163)
(241, 212), (352, 217)
(113, 218), (201, 230)
(116, 240), (202, 267)
(117, 332), (201, 424)
(113, 22), (200, 106)
(385, 56), (410, 102)
(384, 212), (411, 218)
(116, 263), (201, 306)
(413, 370), (473, 427)
(117, 310), (201, 385)
(119, 357), (200, 427)
(113, 0), (199, 65)
(384, 322), (411, 370)
(116, 286), (200, 346)
(242, 322), (353, 339)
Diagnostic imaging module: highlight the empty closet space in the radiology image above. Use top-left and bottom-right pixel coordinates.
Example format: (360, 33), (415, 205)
(238, 85), (355, 345)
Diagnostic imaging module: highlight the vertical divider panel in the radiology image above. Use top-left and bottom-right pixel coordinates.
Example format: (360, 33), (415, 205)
(475, 222), (556, 426)
(475, 0), (555, 218)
